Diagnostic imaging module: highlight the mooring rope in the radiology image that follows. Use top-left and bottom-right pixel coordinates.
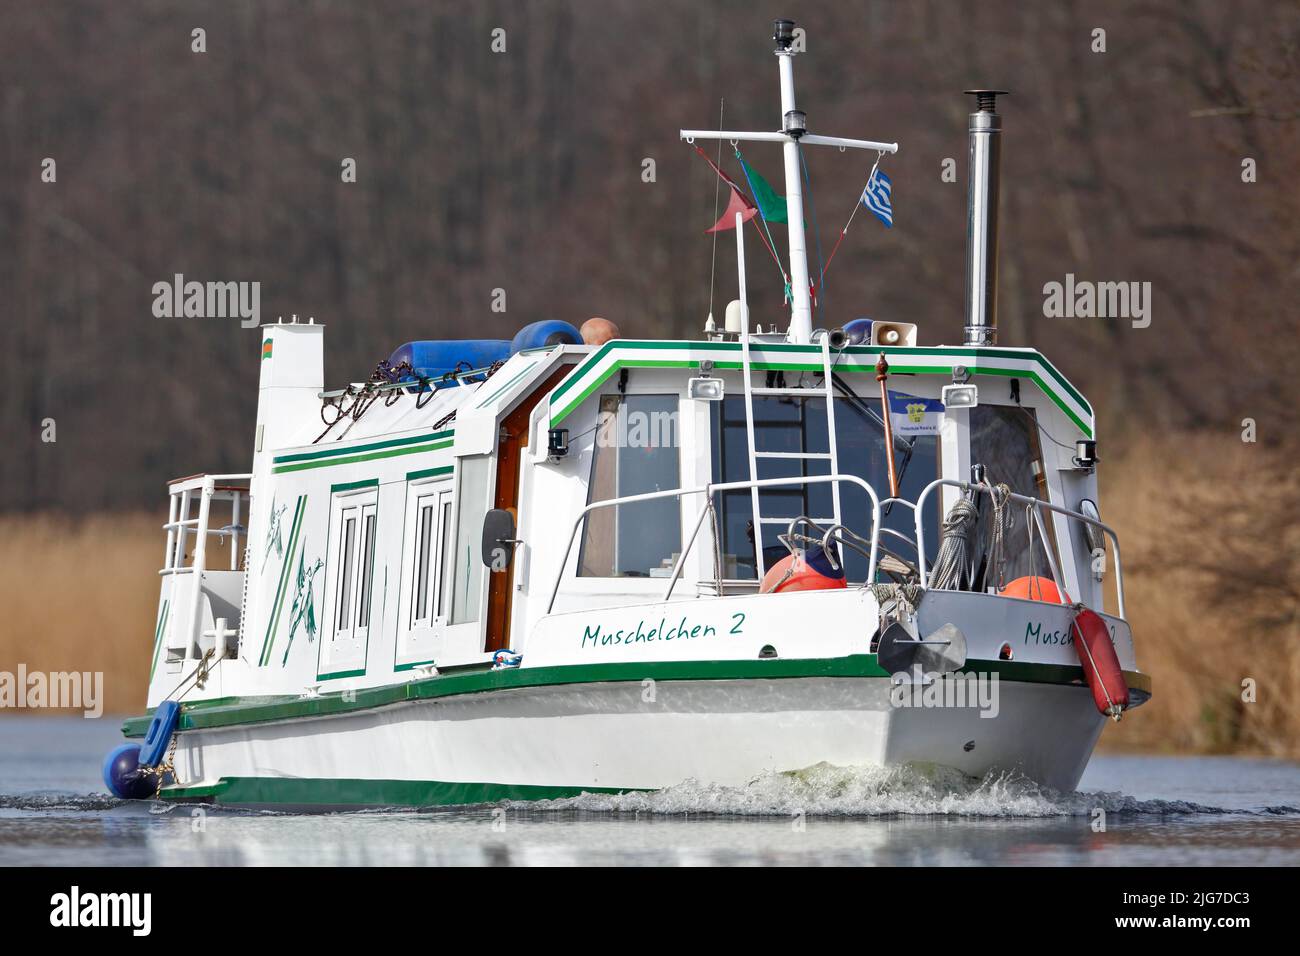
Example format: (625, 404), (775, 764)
(979, 482), (1013, 593)
(928, 496), (979, 591)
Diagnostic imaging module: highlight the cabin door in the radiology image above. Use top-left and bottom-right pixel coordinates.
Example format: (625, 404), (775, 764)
(485, 365), (573, 652)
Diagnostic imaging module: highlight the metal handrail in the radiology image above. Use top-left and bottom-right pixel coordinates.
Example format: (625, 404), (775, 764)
(543, 473), (1125, 620)
(912, 478), (1125, 618)
(546, 473), (882, 612)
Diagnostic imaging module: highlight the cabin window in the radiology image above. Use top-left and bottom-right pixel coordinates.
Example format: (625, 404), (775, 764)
(358, 512), (376, 625)
(336, 516), (356, 630)
(578, 394), (682, 578)
(968, 405), (1059, 586)
(330, 491), (378, 645)
(710, 393), (941, 581)
(451, 456), (491, 624)
(410, 485), (453, 628)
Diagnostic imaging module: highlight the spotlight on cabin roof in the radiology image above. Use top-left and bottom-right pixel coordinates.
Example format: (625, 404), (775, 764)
(581, 317), (620, 345)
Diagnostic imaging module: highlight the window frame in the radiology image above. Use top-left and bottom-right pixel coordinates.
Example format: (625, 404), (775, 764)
(576, 391), (685, 580)
(410, 485), (453, 630)
(395, 475), (455, 670)
(319, 485), (379, 678)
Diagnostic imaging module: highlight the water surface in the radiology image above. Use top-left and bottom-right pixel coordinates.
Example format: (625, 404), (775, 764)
(2, 717), (1297, 866)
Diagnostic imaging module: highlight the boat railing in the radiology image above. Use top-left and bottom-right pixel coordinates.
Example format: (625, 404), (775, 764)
(546, 473), (883, 612)
(910, 478), (1126, 618)
(159, 473), (252, 577)
(544, 473), (1124, 619)
(157, 473), (252, 671)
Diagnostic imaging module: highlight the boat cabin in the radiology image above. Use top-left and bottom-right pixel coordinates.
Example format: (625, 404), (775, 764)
(145, 316), (1117, 707)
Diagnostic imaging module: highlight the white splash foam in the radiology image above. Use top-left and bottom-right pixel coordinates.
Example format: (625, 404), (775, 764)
(520, 762), (1228, 817)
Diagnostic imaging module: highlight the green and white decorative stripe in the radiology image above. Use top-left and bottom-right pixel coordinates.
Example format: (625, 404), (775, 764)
(547, 341), (1095, 437)
(259, 495), (307, 666)
(271, 430), (454, 474)
(160, 775), (636, 807)
(123, 654), (1152, 738)
(474, 359), (539, 409)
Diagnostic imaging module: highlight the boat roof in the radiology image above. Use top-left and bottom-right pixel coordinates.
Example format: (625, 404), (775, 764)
(273, 344), (594, 459)
(549, 340), (1094, 437)
(273, 338), (1094, 466)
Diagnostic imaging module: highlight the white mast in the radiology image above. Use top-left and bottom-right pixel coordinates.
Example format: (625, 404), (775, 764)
(681, 18), (898, 344)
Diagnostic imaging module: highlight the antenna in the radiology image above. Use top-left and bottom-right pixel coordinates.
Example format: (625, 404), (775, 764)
(681, 18), (898, 345)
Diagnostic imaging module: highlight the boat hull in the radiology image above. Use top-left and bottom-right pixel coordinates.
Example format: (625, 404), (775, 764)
(159, 670), (1111, 807)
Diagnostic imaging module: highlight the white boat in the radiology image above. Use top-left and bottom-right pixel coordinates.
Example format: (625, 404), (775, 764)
(106, 18), (1149, 808)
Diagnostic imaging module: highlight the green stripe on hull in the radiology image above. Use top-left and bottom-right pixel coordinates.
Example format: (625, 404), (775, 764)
(161, 776), (639, 807)
(123, 654), (1152, 738)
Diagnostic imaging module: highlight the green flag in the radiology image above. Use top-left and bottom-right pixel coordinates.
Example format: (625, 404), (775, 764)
(738, 157), (788, 224)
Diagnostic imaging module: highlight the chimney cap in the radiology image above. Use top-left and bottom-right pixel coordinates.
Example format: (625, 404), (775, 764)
(964, 89), (1010, 112)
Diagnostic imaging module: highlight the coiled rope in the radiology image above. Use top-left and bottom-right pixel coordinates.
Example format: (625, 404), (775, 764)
(979, 482), (1013, 593)
(928, 496), (979, 591)
(866, 581), (924, 619)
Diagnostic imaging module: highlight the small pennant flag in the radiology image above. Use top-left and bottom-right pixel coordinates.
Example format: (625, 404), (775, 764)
(861, 168), (893, 228)
(707, 184), (758, 233)
(694, 145), (759, 233)
(738, 157), (788, 224)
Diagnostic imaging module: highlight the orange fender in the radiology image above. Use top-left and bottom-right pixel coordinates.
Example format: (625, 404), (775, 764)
(1072, 606), (1129, 720)
(999, 575), (1071, 604)
(760, 552), (847, 594)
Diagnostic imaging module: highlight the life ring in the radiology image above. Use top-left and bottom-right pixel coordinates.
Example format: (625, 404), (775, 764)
(999, 575), (1070, 604)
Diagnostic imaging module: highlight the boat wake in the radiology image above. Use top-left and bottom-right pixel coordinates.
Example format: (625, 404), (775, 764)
(521, 762), (1300, 818)
(0, 792), (123, 812)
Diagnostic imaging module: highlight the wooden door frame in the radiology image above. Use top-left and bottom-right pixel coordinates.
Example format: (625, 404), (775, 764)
(485, 364), (574, 652)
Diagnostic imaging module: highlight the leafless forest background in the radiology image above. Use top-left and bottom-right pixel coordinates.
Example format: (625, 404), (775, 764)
(0, 1), (1297, 746)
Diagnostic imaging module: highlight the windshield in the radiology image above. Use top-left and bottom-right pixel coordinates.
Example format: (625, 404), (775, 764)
(710, 392), (940, 581)
(968, 404), (1059, 588)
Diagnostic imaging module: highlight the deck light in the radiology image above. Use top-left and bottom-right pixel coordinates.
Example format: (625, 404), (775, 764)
(547, 427), (569, 460)
(783, 109), (807, 138)
(773, 18), (795, 50)
(941, 382), (979, 409)
(691, 374), (722, 403)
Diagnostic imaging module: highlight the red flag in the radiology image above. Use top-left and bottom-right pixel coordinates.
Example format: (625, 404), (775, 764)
(707, 185), (758, 233)
(695, 145), (757, 233)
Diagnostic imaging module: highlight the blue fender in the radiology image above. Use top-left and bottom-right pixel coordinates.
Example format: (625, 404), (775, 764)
(102, 743), (155, 800)
(509, 320), (582, 353)
(139, 700), (181, 767)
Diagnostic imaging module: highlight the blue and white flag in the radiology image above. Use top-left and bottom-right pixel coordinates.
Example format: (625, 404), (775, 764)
(888, 392), (944, 436)
(861, 168), (893, 228)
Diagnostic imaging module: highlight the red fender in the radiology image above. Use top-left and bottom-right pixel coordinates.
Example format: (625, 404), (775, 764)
(760, 552), (847, 594)
(1072, 606), (1129, 720)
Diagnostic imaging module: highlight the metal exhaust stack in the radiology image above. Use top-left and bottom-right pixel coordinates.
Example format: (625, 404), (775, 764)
(963, 90), (1008, 347)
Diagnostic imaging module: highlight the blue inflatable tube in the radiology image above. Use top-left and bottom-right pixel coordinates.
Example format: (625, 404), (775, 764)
(510, 320), (582, 352)
(388, 339), (512, 381)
